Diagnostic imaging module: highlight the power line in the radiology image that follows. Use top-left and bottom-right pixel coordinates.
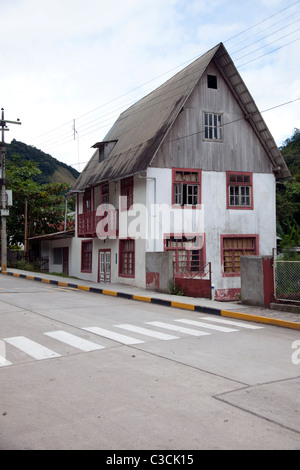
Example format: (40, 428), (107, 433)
(33, 1), (300, 154)
(67, 97), (300, 168)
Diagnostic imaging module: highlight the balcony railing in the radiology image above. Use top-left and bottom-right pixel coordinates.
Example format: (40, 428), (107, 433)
(78, 210), (119, 238)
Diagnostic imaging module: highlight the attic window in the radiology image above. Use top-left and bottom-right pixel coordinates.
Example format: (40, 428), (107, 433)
(207, 75), (217, 89)
(99, 146), (105, 163)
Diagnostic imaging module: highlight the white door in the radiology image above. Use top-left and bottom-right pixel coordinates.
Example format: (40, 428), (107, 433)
(99, 250), (111, 283)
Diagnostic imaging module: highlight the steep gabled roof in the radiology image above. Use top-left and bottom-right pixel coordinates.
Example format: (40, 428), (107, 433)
(71, 43), (290, 192)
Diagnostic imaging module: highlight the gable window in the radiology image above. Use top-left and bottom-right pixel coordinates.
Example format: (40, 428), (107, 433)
(204, 112), (222, 141)
(165, 235), (205, 274)
(81, 240), (93, 273)
(172, 169), (201, 206)
(119, 239), (135, 277)
(121, 177), (134, 211)
(207, 75), (217, 89)
(227, 172), (253, 209)
(221, 235), (258, 276)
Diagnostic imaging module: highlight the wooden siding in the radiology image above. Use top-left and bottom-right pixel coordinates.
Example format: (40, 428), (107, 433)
(151, 61), (273, 174)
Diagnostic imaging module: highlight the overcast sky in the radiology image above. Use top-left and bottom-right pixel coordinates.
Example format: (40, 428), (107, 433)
(1, 0), (300, 171)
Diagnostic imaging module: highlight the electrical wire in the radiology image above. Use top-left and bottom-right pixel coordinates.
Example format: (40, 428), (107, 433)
(32, 1), (300, 157)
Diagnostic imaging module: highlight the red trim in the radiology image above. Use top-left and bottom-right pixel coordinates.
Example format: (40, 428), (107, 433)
(172, 168), (202, 208)
(215, 288), (241, 301)
(221, 234), (259, 277)
(119, 238), (135, 278)
(262, 257), (274, 307)
(226, 171), (253, 210)
(164, 233), (206, 275)
(120, 177), (134, 211)
(81, 239), (93, 273)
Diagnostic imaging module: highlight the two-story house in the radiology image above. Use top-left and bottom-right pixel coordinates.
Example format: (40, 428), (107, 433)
(54, 42), (290, 300)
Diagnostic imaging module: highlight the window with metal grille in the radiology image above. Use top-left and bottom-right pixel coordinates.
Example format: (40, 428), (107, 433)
(227, 172), (253, 209)
(81, 240), (93, 272)
(119, 239), (135, 277)
(204, 112), (222, 141)
(172, 169), (201, 206)
(165, 235), (204, 274)
(222, 236), (258, 275)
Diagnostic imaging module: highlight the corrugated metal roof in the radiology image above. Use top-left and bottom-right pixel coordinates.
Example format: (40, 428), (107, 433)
(71, 43), (290, 192)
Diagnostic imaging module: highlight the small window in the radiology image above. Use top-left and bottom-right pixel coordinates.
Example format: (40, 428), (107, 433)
(227, 172), (253, 209)
(119, 239), (135, 277)
(165, 235), (205, 274)
(81, 240), (93, 272)
(222, 235), (258, 275)
(207, 75), (217, 89)
(83, 189), (92, 213)
(172, 169), (201, 206)
(99, 147), (105, 163)
(100, 182), (109, 205)
(121, 177), (134, 211)
(204, 113), (222, 141)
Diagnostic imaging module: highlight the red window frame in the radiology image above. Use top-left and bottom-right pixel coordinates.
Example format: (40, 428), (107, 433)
(119, 238), (135, 278)
(164, 233), (206, 275)
(121, 177), (134, 211)
(226, 172), (253, 210)
(81, 240), (93, 273)
(172, 168), (201, 208)
(83, 189), (92, 213)
(221, 234), (258, 277)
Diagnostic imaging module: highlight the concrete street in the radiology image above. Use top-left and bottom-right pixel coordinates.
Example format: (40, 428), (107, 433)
(0, 272), (300, 450)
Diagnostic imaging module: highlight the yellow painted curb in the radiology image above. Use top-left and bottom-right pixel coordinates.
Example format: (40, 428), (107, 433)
(12, 273), (20, 277)
(42, 278), (50, 283)
(221, 310), (300, 330)
(58, 281), (68, 287)
(133, 295), (151, 303)
(171, 301), (195, 311)
(102, 289), (118, 297)
(26, 275), (34, 280)
(78, 285), (90, 291)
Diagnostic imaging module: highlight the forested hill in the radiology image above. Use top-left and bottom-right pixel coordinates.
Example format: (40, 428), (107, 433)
(6, 140), (80, 185)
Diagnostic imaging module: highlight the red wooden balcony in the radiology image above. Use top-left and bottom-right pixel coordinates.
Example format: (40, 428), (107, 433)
(78, 210), (119, 238)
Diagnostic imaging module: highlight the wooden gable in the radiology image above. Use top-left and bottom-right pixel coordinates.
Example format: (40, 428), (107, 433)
(151, 59), (274, 174)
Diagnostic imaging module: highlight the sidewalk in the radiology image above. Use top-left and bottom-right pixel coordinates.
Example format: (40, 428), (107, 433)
(1, 268), (300, 331)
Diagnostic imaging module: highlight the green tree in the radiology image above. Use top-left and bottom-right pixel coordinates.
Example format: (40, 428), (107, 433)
(6, 157), (73, 247)
(277, 128), (300, 243)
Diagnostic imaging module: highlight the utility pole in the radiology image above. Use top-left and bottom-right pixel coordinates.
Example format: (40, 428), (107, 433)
(0, 108), (21, 271)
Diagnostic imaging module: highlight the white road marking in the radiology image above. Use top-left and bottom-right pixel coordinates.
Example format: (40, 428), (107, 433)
(4, 336), (61, 360)
(0, 355), (12, 367)
(82, 327), (144, 345)
(44, 331), (105, 352)
(200, 316), (264, 329)
(145, 321), (210, 337)
(115, 324), (179, 340)
(175, 318), (238, 332)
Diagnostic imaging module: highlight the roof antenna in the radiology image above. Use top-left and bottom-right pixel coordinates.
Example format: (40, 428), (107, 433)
(73, 119), (80, 172)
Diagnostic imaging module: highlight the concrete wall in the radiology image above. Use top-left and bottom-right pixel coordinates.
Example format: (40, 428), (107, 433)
(145, 251), (173, 293)
(240, 255), (274, 307)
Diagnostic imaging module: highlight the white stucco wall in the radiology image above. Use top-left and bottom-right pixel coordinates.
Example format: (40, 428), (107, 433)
(146, 167), (276, 296)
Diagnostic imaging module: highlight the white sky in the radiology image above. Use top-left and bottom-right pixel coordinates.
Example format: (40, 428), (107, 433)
(1, 0), (300, 172)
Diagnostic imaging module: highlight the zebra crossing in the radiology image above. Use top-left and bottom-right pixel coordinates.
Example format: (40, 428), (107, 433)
(0, 316), (264, 367)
